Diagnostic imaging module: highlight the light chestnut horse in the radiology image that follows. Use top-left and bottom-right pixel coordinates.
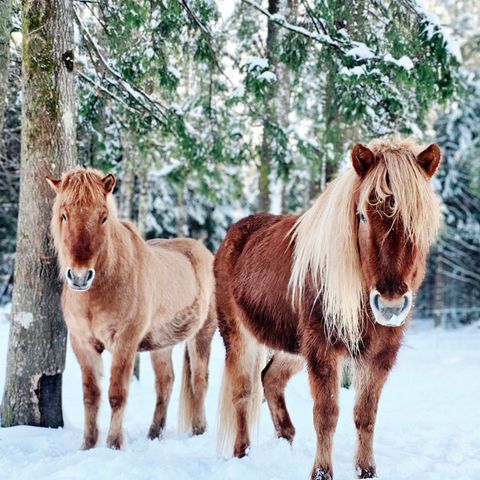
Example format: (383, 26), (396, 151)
(215, 138), (441, 479)
(46, 168), (216, 450)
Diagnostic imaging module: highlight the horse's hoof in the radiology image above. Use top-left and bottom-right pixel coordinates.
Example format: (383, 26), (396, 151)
(311, 468), (333, 480)
(147, 423), (164, 440)
(233, 442), (249, 458)
(357, 466), (376, 478)
(80, 441), (95, 451)
(192, 423), (206, 436)
(80, 432), (98, 450)
(277, 425), (296, 444)
(106, 434), (124, 450)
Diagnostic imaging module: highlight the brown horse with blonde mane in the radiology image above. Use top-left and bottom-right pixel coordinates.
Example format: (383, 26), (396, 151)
(215, 138), (441, 479)
(46, 168), (216, 450)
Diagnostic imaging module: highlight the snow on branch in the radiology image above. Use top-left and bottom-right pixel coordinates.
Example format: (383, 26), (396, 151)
(74, 8), (170, 126)
(242, 0), (345, 52)
(399, 0), (462, 62)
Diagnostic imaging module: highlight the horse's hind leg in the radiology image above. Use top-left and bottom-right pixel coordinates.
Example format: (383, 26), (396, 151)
(71, 334), (103, 450)
(218, 317), (266, 458)
(178, 302), (217, 435)
(148, 347), (174, 440)
(262, 351), (304, 443)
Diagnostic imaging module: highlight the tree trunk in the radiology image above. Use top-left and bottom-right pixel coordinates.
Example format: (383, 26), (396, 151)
(0, 0), (12, 135)
(433, 247), (444, 327)
(257, 0), (279, 213)
(2, 0), (76, 427)
(131, 161), (150, 381)
(118, 137), (135, 220)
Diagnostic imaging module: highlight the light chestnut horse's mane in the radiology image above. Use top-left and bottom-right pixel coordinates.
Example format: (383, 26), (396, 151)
(289, 138), (441, 352)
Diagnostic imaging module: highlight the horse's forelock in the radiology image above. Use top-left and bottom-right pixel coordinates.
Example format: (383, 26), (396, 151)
(361, 138), (441, 251)
(59, 168), (107, 207)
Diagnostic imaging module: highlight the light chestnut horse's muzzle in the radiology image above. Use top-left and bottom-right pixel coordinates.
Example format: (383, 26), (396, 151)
(370, 290), (412, 327)
(66, 267), (95, 292)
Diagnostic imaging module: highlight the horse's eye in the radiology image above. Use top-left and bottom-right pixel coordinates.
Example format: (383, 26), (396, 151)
(358, 212), (367, 223)
(101, 217), (107, 224)
(61, 213), (67, 222)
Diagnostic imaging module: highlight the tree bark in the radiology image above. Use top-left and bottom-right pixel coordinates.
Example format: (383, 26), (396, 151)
(132, 161), (150, 381)
(2, 0), (76, 427)
(257, 0), (279, 213)
(0, 0), (12, 135)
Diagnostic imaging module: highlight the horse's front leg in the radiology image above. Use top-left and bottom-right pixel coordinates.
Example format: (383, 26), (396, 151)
(306, 348), (341, 480)
(70, 333), (103, 450)
(106, 334), (139, 449)
(354, 338), (402, 478)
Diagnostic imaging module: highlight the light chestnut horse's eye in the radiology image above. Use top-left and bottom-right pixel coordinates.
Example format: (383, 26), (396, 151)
(101, 217), (107, 224)
(61, 213), (67, 222)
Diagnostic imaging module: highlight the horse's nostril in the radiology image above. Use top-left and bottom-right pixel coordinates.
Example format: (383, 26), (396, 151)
(373, 293), (380, 311)
(66, 268), (73, 281)
(86, 269), (94, 282)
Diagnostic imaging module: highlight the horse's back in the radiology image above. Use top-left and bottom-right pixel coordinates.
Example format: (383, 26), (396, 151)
(147, 237), (213, 280)
(215, 213), (301, 353)
(147, 236), (214, 308)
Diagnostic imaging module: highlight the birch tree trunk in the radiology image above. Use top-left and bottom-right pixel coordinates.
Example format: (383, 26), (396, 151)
(2, 0), (76, 427)
(0, 0), (11, 135)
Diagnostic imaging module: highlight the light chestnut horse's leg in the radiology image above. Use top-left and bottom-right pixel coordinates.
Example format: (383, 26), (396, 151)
(106, 336), (139, 449)
(354, 341), (402, 479)
(178, 302), (217, 435)
(305, 346), (342, 480)
(148, 347), (174, 440)
(262, 351), (304, 443)
(70, 334), (103, 450)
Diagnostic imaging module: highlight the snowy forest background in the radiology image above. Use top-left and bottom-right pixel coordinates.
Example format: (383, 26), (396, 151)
(0, 0), (479, 326)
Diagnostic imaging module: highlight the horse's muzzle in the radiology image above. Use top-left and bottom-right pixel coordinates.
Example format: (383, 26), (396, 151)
(370, 290), (412, 327)
(66, 267), (95, 292)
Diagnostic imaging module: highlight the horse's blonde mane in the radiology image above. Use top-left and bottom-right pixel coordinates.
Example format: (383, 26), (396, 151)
(288, 138), (440, 352)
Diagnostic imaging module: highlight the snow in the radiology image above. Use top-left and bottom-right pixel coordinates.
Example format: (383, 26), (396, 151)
(243, 56), (269, 72)
(15, 311), (33, 329)
(0, 308), (479, 480)
(345, 43), (375, 60)
(340, 65), (367, 77)
(257, 71), (277, 83)
(416, 2), (462, 63)
(384, 54), (414, 71)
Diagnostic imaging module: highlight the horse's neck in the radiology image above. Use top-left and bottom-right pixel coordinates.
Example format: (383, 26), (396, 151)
(97, 219), (141, 277)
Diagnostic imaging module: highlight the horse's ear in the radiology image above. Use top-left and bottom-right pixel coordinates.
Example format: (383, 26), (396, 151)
(101, 174), (116, 194)
(352, 144), (376, 177)
(46, 176), (61, 193)
(417, 144), (441, 178)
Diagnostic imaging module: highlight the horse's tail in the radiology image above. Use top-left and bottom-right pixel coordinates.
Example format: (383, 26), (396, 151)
(216, 340), (267, 455)
(178, 346), (195, 434)
(178, 298), (217, 435)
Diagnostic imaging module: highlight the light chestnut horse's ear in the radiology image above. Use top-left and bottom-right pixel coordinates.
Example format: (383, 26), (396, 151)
(46, 176), (61, 193)
(352, 144), (376, 177)
(417, 143), (441, 178)
(102, 174), (116, 194)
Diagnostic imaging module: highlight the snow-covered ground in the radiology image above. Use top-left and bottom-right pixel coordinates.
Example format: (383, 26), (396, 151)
(0, 306), (479, 480)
